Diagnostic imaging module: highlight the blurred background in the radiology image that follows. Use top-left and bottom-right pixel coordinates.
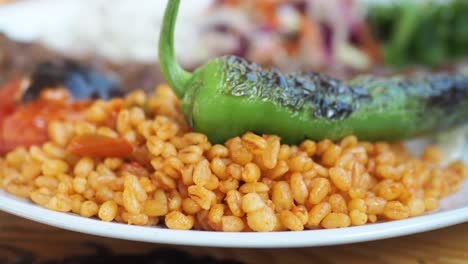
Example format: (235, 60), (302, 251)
(0, 1), (467, 263)
(0, 0), (467, 92)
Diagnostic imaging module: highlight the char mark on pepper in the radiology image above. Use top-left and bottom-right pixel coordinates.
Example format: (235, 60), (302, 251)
(222, 56), (370, 120)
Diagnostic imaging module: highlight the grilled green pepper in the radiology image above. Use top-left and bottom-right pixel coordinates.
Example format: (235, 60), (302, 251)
(159, 0), (468, 144)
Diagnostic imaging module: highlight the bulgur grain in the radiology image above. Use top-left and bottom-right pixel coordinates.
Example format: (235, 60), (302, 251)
(308, 178), (330, 205)
(98, 200), (118, 222)
(80, 200), (99, 217)
(188, 185), (215, 210)
(168, 190), (183, 211)
(328, 194), (348, 214)
(329, 167), (352, 191)
(241, 192), (265, 213)
(239, 182), (269, 193)
(165, 211), (194, 230)
(122, 212), (149, 225)
(182, 197), (202, 215)
(407, 198), (426, 216)
(242, 163), (261, 183)
(247, 207), (277, 232)
(280, 210), (304, 231)
(383, 201), (410, 220)
(307, 202), (331, 227)
(350, 210), (368, 226)
(208, 204), (225, 229)
(263, 136), (280, 169)
(290, 173), (308, 205)
(241, 132), (266, 155)
(321, 213), (351, 228)
(221, 216), (245, 232)
(225, 190), (244, 217)
(46, 194), (72, 213)
(272, 181), (293, 211)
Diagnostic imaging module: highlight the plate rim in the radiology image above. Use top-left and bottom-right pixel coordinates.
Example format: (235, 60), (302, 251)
(0, 190), (467, 248)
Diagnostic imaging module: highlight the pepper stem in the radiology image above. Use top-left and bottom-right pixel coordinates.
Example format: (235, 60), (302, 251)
(159, 0), (192, 98)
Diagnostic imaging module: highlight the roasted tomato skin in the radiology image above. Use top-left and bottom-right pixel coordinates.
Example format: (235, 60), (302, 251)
(0, 79), (25, 153)
(0, 85), (91, 154)
(68, 134), (134, 158)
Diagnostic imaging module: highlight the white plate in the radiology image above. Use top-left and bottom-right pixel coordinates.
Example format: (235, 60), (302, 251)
(0, 183), (466, 248)
(0, 0), (467, 249)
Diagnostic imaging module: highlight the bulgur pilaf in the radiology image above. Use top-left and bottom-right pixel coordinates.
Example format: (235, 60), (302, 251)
(0, 85), (466, 232)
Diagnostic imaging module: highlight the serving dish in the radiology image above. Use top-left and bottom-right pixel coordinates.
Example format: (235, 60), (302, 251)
(0, 145), (466, 248)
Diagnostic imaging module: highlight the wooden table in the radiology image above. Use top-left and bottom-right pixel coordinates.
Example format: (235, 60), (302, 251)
(1, 211), (467, 263)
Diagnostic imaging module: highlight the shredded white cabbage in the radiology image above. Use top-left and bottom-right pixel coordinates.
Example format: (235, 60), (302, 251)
(403, 126), (467, 165)
(436, 125), (468, 165)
